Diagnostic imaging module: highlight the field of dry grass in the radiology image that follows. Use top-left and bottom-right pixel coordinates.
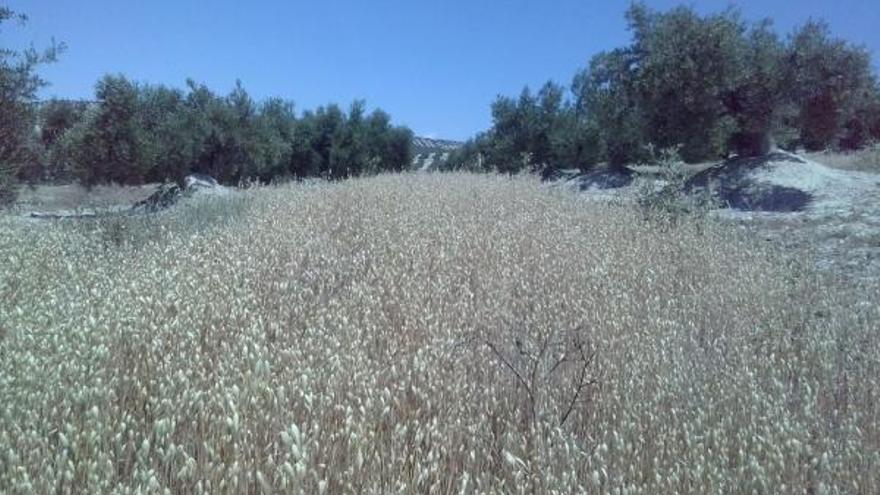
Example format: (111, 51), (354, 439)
(1, 173), (878, 493)
(806, 146), (880, 172)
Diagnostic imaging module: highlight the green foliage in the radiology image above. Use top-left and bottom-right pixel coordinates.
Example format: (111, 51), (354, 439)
(188, 80), (270, 183)
(440, 138), (489, 172)
(329, 101), (369, 178)
(446, 82), (600, 175)
(469, 3), (879, 172)
(361, 109), (414, 175)
(54, 77), (412, 186)
(0, 6), (62, 205)
(35, 99), (88, 181)
(255, 97), (297, 180)
(629, 5), (744, 161)
(13, 3), (877, 189)
(725, 20), (787, 156)
(786, 20), (878, 151)
(0, 162), (18, 206)
(635, 146), (717, 228)
(39, 99), (88, 147)
(573, 48), (648, 168)
(61, 75), (149, 186)
(610, 5), (878, 158)
(137, 83), (188, 183)
(290, 101), (412, 180)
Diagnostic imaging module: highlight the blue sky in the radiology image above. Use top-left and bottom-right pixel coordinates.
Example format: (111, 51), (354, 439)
(5, 1), (879, 140)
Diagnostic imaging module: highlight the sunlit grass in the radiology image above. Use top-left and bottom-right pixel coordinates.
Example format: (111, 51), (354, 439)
(806, 145), (880, 172)
(1, 173), (877, 493)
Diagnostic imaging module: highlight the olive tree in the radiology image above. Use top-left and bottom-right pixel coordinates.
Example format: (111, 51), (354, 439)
(0, 7), (62, 203)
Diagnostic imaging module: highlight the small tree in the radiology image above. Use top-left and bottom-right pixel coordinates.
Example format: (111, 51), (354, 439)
(186, 80), (255, 183)
(39, 99), (87, 147)
(290, 110), (322, 178)
(467, 81), (599, 175)
(303, 104), (345, 179)
(253, 97), (296, 181)
(0, 7), (62, 204)
(63, 75), (151, 186)
(329, 100), (368, 178)
(37, 99), (87, 181)
(362, 109), (413, 174)
(138, 84), (192, 183)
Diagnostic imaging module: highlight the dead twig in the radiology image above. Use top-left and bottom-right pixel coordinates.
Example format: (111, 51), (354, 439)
(559, 338), (598, 427)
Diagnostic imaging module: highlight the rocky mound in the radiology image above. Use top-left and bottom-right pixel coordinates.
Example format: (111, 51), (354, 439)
(686, 152), (813, 212)
(132, 174), (227, 212)
(575, 167), (634, 191)
(548, 167), (633, 190)
(687, 151), (878, 214)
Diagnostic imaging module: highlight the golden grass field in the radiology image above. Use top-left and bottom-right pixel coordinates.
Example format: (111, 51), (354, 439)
(1, 173), (878, 493)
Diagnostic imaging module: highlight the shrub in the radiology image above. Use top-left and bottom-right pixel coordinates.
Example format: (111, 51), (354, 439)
(635, 146), (717, 227)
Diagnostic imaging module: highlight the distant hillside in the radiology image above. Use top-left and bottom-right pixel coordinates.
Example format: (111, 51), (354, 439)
(411, 137), (463, 171)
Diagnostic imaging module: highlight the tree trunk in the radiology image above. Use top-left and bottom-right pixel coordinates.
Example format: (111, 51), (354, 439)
(734, 130), (774, 157)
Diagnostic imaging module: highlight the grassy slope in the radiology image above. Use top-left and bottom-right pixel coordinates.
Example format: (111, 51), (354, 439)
(806, 146), (880, 172)
(1, 173), (878, 493)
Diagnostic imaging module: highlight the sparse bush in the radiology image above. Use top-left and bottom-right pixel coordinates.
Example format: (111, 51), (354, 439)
(635, 146), (717, 227)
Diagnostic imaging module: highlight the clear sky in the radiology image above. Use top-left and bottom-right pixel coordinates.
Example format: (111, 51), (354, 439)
(4, 0), (879, 140)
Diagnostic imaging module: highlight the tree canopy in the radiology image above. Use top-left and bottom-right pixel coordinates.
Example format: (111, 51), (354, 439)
(53, 77), (414, 186)
(1, 5), (414, 193)
(0, 7), (62, 202)
(446, 3), (880, 173)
